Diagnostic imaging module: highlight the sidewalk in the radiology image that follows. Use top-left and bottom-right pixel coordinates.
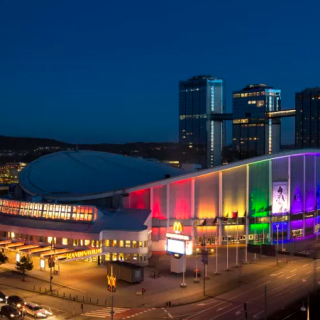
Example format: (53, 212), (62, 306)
(0, 248), (290, 308)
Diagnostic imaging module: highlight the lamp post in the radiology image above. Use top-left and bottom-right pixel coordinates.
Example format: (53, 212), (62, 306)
(281, 218), (284, 252)
(236, 215), (239, 267)
(276, 225), (279, 252)
(226, 222), (230, 271)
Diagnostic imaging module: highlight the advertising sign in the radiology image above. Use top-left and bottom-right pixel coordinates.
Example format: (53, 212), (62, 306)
(166, 238), (186, 255)
(272, 182), (288, 214)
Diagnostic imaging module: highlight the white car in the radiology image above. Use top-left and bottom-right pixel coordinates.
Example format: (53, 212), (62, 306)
(24, 303), (48, 318)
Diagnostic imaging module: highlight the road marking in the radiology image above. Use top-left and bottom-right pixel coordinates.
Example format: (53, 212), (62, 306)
(302, 279), (307, 282)
(197, 303), (206, 306)
(302, 264), (309, 267)
(286, 274), (296, 279)
(184, 281), (271, 320)
(270, 272), (283, 276)
(163, 309), (173, 318)
(306, 271), (311, 275)
(235, 310), (241, 315)
(278, 275), (284, 278)
(83, 307), (128, 318)
(290, 269), (297, 273)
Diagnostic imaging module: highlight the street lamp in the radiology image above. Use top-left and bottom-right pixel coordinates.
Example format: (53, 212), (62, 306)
(300, 293), (310, 320)
(276, 224), (279, 252)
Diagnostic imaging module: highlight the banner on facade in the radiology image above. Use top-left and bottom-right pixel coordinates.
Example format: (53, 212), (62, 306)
(272, 182), (288, 214)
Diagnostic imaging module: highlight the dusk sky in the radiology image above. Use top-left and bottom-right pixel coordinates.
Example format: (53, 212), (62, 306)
(0, 1), (319, 144)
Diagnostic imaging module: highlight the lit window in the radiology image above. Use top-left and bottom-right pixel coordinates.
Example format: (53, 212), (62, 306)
(73, 239), (78, 246)
(112, 253), (117, 261)
(112, 240), (117, 247)
(139, 241), (143, 248)
(62, 238), (68, 245)
(119, 240), (124, 248)
(132, 254), (138, 260)
(85, 240), (90, 246)
(91, 240), (95, 247)
(144, 241), (147, 248)
(257, 101), (264, 107)
(132, 241), (138, 248)
(105, 253), (110, 261)
(125, 240), (131, 248)
(118, 253), (124, 261)
(125, 253), (131, 261)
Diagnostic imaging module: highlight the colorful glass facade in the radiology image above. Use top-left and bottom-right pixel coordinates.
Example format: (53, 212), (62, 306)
(125, 150), (320, 250)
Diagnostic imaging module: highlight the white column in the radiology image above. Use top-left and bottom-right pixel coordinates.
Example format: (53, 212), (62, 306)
(269, 160), (272, 243)
(287, 156), (291, 240)
(245, 165), (249, 263)
(303, 155), (306, 237)
(166, 184), (170, 233)
(191, 178), (195, 249)
(219, 171), (223, 245)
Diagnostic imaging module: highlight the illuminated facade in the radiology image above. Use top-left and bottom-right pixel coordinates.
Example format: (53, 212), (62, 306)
(120, 150), (320, 251)
(233, 84), (281, 160)
(179, 75), (225, 168)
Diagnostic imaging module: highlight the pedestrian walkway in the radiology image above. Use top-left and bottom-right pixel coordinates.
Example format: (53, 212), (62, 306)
(83, 307), (128, 318)
(120, 308), (155, 319)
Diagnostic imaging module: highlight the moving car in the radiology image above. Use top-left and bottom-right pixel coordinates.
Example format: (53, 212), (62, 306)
(6, 296), (25, 309)
(0, 291), (7, 304)
(0, 305), (21, 319)
(24, 302), (48, 318)
(39, 306), (52, 317)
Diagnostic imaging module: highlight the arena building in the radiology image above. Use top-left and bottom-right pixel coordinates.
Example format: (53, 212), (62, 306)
(0, 149), (319, 268)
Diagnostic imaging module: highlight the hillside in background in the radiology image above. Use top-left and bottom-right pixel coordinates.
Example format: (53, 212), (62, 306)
(0, 135), (181, 164)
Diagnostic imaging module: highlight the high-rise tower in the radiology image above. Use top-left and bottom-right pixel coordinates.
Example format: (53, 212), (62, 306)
(179, 75), (225, 168)
(232, 84), (281, 160)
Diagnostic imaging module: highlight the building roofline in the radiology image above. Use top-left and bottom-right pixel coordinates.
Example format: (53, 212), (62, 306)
(117, 149), (320, 194)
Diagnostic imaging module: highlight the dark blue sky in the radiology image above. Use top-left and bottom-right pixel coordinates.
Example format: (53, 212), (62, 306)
(0, 1), (318, 144)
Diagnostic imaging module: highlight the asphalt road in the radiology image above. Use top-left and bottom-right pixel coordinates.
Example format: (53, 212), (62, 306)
(0, 257), (319, 320)
(137, 258), (320, 320)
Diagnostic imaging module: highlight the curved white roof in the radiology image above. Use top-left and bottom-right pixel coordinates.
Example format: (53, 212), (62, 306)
(19, 151), (184, 200)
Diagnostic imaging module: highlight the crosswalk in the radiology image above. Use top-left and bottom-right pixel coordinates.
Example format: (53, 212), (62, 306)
(83, 307), (129, 318)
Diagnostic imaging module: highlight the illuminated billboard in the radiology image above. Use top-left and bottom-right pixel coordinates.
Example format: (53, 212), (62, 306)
(166, 238), (186, 255)
(272, 182), (288, 214)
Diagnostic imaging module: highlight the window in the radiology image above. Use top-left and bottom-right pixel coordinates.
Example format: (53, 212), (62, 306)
(125, 253), (131, 261)
(80, 240), (84, 246)
(119, 240), (124, 248)
(144, 241), (147, 247)
(139, 241), (143, 248)
(105, 239), (110, 247)
(62, 238), (68, 245)
(73, 239), (78, 246)
(47, 237), (56, 244)
(85, 240), (90, 246)
(91, 240), (95, 247)
(125, 240), (131, 248)
(112, 240), (117, 247)
(257, 100), (264, 107)
(132, 254), (138, 261)
(139, 254), (142, 262)
(118, 253), (124, 261)
(105, 253), (110, 261)
(132, 241), (138, 248)
(143, 255), (147, 262)
(112, 253), (117, 261)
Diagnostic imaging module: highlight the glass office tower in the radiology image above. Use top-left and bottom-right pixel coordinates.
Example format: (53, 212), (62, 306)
(295, 87), (320, 148)
(232, 84), (281, 160)
(179, 75), (225, 168)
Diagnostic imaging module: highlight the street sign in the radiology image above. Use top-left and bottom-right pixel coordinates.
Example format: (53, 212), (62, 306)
(201, 249), (208, 265)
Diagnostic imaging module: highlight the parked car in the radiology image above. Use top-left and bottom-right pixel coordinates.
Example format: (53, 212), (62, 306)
(6, 296), (25, 309)
(0, 291), (7, 304)
(0, 305), (21, 319)
(24, 302), (47, 318)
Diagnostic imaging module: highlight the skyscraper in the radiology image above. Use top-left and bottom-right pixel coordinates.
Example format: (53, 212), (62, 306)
(295, 87), (320, 148)
(179, 75), (225, 168)
(232, 84), (281, 160)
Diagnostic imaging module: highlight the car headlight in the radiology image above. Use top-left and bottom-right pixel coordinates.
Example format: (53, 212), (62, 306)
(0, 298), (3, 301)
(44, 310), (52, 315)
(10, 314), (14, 318)
(37, 313), (45, 317)
(17, 304), (21, 307)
